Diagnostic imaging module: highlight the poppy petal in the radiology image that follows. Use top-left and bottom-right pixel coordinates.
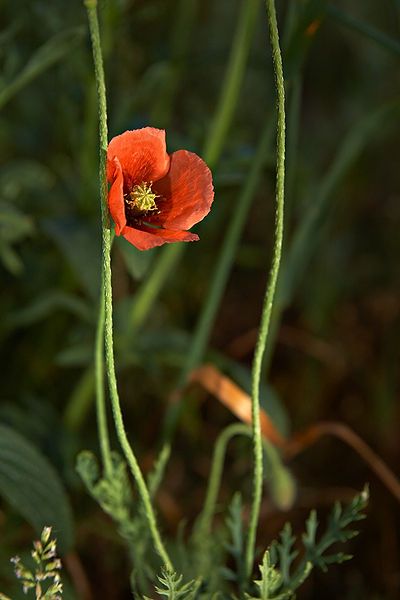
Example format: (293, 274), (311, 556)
(107, 157), (126, 235)
(151, 150), (214, 230)
(122, 224), (199, 251)
(107, 128), (170, 187)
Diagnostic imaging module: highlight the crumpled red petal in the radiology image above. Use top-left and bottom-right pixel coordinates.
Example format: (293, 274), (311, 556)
(107, 128), (170, 187)
(121, 224), (199, 251)
(107, 157), (126, 235)
(151, 150), (214, 231)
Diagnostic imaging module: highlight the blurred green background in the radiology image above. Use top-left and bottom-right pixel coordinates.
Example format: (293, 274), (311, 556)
(0, 0), (399, 598)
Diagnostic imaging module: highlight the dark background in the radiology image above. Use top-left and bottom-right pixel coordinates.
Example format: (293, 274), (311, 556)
(0, 0), (399, 598)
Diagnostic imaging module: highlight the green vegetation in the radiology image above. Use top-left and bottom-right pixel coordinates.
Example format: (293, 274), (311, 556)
(1, 0), (399, 598)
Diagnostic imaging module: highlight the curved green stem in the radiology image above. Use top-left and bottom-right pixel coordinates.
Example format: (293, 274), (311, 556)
(195, 424), (250, 542)
(245, 0), (286, 578)
(194, 424), (293, 552)
(261, 73), (302, 377)
(84, 0), (172, 571)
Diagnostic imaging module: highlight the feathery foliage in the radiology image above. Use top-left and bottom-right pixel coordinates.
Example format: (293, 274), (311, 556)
(144, 569), (202, 600)
(247, 486), (369, 599)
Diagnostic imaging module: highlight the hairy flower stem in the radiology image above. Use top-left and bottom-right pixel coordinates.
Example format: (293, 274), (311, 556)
(245, 0), (286, 579)
(84, 0), (173, 572)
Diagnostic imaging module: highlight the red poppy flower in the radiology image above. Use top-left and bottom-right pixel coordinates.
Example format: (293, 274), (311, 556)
(106, 127), (214, 250)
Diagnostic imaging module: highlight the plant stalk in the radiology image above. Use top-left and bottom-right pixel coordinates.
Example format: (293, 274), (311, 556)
(245, 0), (286, 578)
(84, 0), (173, 571)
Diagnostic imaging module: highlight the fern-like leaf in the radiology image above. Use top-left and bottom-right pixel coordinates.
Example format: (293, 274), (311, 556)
(269, 524), (297, 586)
(248, 487), (368, 599)
(221, 493), (246, 589)
(145, 569), (201, 600)
(293, 484), (369, 580)
(245, 552), (294, 600)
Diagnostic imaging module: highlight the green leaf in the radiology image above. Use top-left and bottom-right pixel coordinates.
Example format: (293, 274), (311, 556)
(76, 451), (132, 523)
(0, 26), (85, 109)
(278, 525), (297, 583)
(0, 424), (74, 553)
(246, 551), (293, 600)
(292, 486), (368, 584)
(149, 569), (202, 600)
(251, 487), (368, 598)
(224, 493), (245, 587)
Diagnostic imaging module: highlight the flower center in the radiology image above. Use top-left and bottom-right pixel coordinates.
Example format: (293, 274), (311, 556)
(126, 182), (158, 214)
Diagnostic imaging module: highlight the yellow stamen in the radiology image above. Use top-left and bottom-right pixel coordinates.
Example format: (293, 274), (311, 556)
(128, 182), (158, 213)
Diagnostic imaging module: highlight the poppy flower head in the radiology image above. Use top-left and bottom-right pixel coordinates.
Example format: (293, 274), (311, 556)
(106, 127), (214, 251)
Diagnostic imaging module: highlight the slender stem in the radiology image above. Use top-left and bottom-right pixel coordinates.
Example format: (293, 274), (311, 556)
(245, 0), (286, 578)
(262, 74), (302, 377)
(94, 279), (112, 476)
(195, 423), (292, 551)
(84, 0), (173, 571)
(195, 424), (250, 543)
